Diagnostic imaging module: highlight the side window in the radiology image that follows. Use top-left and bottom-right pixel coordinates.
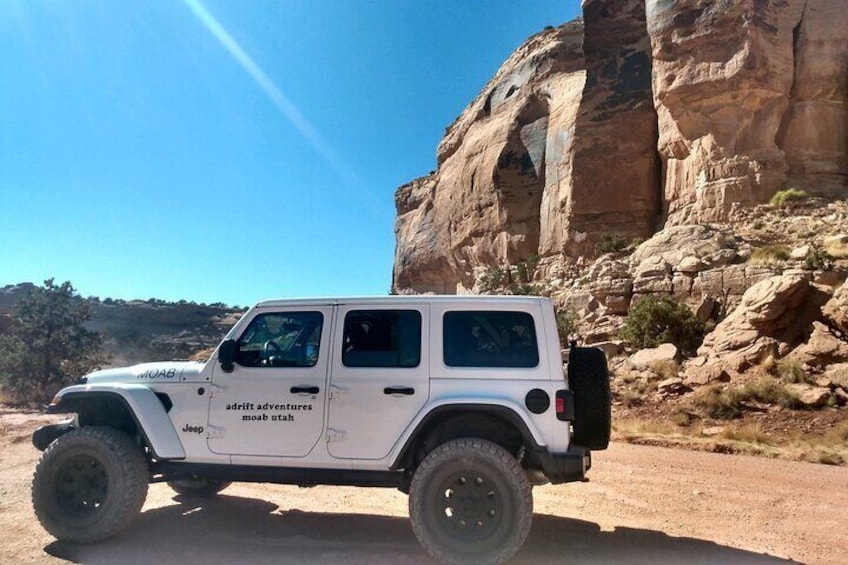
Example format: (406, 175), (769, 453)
(236, 312), (323, 368)
(443, 311), (539, 368)
(342, 310), (422, 368)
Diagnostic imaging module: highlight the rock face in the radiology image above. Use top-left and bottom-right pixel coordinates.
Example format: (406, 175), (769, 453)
(394, 1), (660, 292)
(393, 0), (847, 294)
(649, 0), (848, 224)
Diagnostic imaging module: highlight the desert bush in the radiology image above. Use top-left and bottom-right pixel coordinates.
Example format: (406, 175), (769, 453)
(479, 265), (508, 293)
(750, 245), (790, 264)
(514, 254), (539, 284)
(770, 188), (810, 206)
(0, 279), (105, 404)
(620, 295), (705, 355)
(775, 358), (815, 384)
(648, 359), (680, 380)
(694, 386), (746, 419)
(595, 233), (629, 254)
(742, 376), (802, 408)
(478, 257), (539, 295)
(804, 247), (834, 271)
(555, 307), (578, 346)
(694, 377), (802, 420)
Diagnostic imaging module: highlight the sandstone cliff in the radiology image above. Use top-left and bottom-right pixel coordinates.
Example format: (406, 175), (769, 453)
(393, 0), (847, 294)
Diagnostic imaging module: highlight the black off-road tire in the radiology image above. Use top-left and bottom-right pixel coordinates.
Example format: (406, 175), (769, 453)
(568, 346), (612, 450)
(32, 427), (149, 543)
(409, 438), (533, 565)
(167, 477), (232, 497)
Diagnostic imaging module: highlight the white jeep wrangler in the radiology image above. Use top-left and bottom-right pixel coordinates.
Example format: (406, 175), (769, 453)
(32, 295), (610, 564)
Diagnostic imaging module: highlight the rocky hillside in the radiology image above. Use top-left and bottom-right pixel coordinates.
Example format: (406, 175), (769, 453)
(0, 284), (242, 367)
(393, 0), (847, 293)
(392, 0), (848, 462)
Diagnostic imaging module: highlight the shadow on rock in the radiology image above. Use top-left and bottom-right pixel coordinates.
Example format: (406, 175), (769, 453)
(46, 494), (798, 564)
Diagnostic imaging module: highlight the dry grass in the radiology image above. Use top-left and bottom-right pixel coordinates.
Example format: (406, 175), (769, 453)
(720, 422), (771, 444)
(749, 245), (790, 264)
(775, 358), (815, 384)
(825, 241), (848, 259)
(691, 377), (802, 419)
(615, 417), (848, 465)
(648, 359), (680, 380)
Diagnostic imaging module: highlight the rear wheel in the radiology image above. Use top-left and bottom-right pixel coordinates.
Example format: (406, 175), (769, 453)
(409, 438), (532, 565)
(32, 427), (149, 543)
(167, 477), (231, 497)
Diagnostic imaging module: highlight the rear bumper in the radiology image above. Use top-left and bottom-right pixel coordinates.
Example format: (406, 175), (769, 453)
(538, 445), (591, 484)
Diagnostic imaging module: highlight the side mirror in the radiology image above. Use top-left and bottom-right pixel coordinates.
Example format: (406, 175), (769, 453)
(218, 339), (236, 373)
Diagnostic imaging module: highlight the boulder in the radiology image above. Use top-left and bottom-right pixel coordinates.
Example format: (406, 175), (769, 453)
(786, 384), (832, 408)
(657, 377), (691, 396)
(823, 363), (848, 391)
(790, 245), (811, 260)
(786, 322), (848, 368)
(822, 281), (848, 334)
(697, 275), (829, 372)
(630, 343), (678, 370)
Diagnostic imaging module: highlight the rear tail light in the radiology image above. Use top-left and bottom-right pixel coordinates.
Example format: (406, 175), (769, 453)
(555, 390), (575, 421)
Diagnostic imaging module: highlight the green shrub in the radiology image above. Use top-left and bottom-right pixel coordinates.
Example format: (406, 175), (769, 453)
(804, 248), (834, 271)
(0, 279), (105, 404)
(770, 188), (810, 206)
(620, 295), (705, 355)
(750, 245), (790, 264)
(478, 259), (538, 296)
(479, 265), (508, 293)
(555, 308), (578, 346)
(514, 254), (540, 284)
(595, 233), (629, 255)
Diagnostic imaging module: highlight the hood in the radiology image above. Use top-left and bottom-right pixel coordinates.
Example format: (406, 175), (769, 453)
(83, 361), (207, 385)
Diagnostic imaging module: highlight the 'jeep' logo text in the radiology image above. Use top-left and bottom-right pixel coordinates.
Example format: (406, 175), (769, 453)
(182, 424), (204, 434)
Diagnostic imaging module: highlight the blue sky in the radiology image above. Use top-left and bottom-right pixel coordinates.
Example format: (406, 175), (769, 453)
(1, 0), (580, 307)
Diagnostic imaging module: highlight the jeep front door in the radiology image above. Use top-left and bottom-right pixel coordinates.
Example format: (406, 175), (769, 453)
(207, 307), (331, 457)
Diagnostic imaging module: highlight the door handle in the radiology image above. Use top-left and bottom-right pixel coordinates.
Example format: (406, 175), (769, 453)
(291, 385), (320, 394)
(384, 386), (415, 396)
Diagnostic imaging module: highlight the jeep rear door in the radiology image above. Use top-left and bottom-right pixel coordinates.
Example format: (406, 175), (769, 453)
(207, 306), (332, 457)
(326, 304), (429, 460)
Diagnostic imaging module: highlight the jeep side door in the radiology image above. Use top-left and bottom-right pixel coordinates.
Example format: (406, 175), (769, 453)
(207, 306), (332, 457)
(326, 304), (429, 459)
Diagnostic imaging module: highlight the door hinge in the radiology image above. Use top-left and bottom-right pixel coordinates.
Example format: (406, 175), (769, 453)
(207, 425), (225, 439)
(209, 383), (227, 397)
(327, 428), (346, 443)
(329, 385), (348, 400)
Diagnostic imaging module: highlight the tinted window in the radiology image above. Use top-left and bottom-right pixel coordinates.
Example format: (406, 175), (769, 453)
(443, 311), (539, 368)
(236, 312), (323, 368)
(342, 310), (421, 368)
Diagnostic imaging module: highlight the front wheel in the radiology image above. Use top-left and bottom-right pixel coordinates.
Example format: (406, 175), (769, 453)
(32, 427), (149, 543)
(408, 438), (533, 565)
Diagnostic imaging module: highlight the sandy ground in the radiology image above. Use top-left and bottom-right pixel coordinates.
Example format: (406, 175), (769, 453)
(2, 410), (847, 565)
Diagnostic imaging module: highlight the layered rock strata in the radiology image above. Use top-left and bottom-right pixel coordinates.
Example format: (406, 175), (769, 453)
(393, 0), (847, 294)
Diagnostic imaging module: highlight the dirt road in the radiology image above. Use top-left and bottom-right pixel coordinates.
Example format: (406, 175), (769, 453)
(2, 411), (846, 564)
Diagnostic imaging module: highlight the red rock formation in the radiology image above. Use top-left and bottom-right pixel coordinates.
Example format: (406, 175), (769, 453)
(393, 0), (847, 294)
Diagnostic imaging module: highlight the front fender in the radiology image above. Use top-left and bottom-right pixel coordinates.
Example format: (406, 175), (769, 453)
(48, 383), (186, 460)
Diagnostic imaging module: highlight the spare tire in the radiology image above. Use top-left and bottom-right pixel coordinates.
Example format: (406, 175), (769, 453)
(567, 346), (611, 450)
